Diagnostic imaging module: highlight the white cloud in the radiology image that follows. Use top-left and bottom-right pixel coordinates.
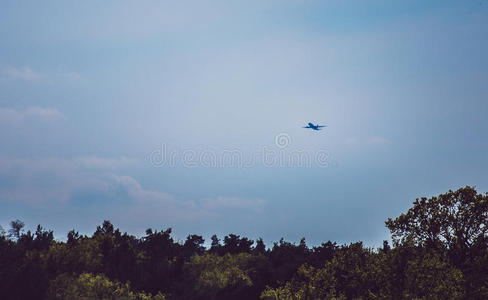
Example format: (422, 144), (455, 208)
(0, 106), (65, 124)
(0, 157), (128, 204)
(24, 106), (65, 120)
(344, 136), (390, 147)
(108, 174), (176, 205)
(105, 174), (199, 222)
(54, 71), (82, 83)
(107, 175), (266, 220)
(0, 108), (23, 123)
(0, 157), (266, 223)
(1, 67), (41, 81)
(367, 136), (390, 145)
(344, 137), (359, 146)
(201, 196), (265, 210)
(1, 66), (82, 83)
(74, 156), (140, 169)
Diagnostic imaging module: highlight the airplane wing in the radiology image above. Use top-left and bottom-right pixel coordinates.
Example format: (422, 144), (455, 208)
(317, 125), (326, 128)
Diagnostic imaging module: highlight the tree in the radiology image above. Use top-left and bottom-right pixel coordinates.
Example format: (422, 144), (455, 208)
(386, 186), (488, 298)
(33, 225), (54, 251)
(140, 228), (177, 294)
(223, 234), (254, 254)
(261, 263), (345, 300)
(9, 219), (25, 240)
(46, 273), (166, 300)
(402, 250), (464, 299)
(95, 220), (115, 236)
(67, 230), (81, 247)
(210, 235), (222, 255)
(309, 241), (337, 267)
(268, 238), (309, 284)
(385, 186), (488, 253)
(183, 234), (205, 259)
(254, 238), (266, 254)
(181, 253), (268, 300)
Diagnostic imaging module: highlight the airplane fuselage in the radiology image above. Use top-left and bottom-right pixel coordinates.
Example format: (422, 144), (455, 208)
(303, 122), (325, 131)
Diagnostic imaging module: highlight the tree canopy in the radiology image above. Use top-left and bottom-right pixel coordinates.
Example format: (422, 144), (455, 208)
(1, 186), (487, 299)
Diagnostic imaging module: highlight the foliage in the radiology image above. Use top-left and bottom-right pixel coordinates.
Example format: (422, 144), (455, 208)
(386, 186), (488, 298)
(0, 186), (487, 299)
(46, 272), (165, 300)
(180, 253), (255, 299)
(261, 263), (345, 300)
(386, 186), (488, 250)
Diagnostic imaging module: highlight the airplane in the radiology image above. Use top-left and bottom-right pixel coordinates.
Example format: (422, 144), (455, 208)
(303, 122), (326, 131)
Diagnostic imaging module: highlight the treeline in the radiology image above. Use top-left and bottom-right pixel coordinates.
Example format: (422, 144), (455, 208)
(1, 186), (488, 299)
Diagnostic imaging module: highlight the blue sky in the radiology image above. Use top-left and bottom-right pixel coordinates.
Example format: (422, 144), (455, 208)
(1, 0), (487, 247)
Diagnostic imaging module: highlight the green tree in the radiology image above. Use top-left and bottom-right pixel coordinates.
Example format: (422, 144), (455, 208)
(182, 234), (205, 259)
(261, 263), (345, 300)
(0, 225), (5, 237)
(181, 253), (269, 300)
(402, 250), (464, 300)
(262, 243), (388, 300)
(46, 272), (165, 300)
(385, 186), (488, 298)
(223, 234), (254, 254)
(139, 228), (177, 295)
(385, 186), (488, 253)
(9, 219), (25, 240)
(254, 238), (267, 254)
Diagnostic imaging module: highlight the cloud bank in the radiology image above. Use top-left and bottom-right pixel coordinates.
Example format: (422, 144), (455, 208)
(0, 107), (65, 124)
(1, 66), (82, 83)
(0, 156), (266, 225)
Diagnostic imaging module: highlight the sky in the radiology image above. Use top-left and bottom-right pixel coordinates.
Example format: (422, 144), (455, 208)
(1, 0), (487, 247)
